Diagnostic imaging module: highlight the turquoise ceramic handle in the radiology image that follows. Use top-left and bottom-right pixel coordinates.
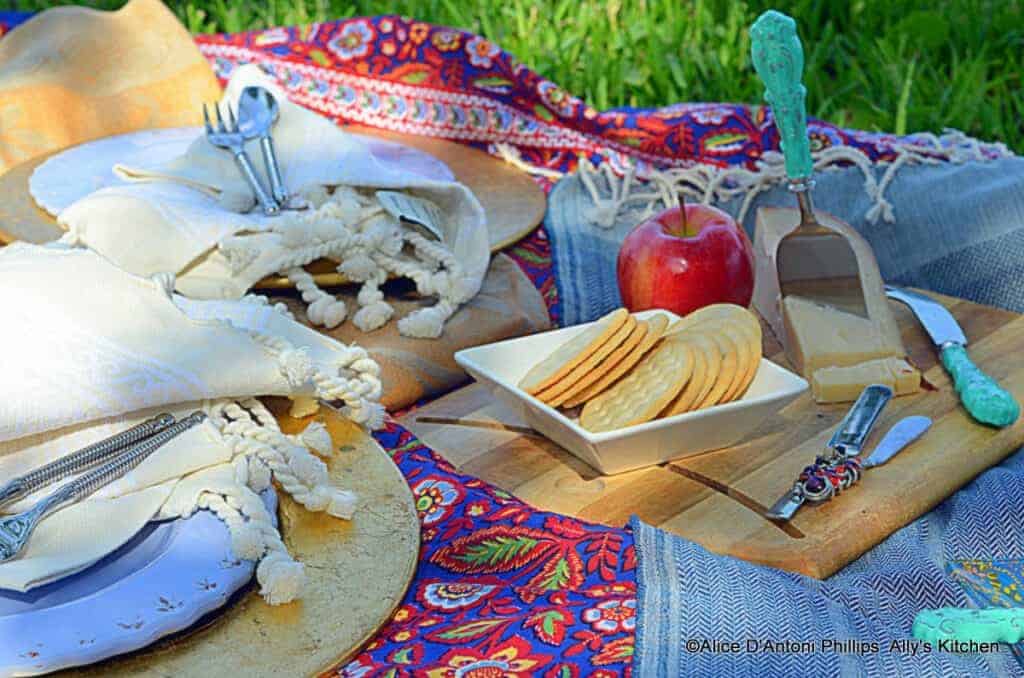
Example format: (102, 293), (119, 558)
(941, 344), (1020, 428)
(914, 608), (1024, 645)
(750, 10), (813, 180)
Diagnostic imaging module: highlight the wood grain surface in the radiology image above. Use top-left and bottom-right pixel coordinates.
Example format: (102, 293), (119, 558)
(401, 292), (1024, 579)
(64, 400), (418, 677)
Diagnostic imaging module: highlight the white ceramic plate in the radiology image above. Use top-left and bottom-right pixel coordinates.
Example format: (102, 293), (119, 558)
(0, 492), (275, 676)
(455, 310), (809, 475)
(28, 127), (455, 217)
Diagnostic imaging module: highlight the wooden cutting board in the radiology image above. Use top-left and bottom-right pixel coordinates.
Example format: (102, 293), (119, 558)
(401, 292), (1024, 579)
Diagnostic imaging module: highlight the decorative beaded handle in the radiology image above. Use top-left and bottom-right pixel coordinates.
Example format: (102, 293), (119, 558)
(53, 412), (206, 507)
(750, 10), (813, 180)
(0, 413), (176, 508)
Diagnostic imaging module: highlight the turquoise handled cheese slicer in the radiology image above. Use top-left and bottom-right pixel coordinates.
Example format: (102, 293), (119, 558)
(748, 11), (904, 381)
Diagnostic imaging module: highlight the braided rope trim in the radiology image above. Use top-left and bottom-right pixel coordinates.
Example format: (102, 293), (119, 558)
(162, 397), (364, 605)
(218, 188), (472, 339)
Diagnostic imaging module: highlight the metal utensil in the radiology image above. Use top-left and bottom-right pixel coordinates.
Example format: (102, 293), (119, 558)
(860, 415), (931, 468)
(0, 413), (176, 510)
(750, 11), (869, 318)
(886, 285), (1020, 428)
(766, 384), (892, 520)
(203, 102), (280, 216)
(0, 412), (206, 563)
(237, 86), (290, 208)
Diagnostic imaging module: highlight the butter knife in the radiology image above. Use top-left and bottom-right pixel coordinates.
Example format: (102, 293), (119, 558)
(886, 286), (1019, 428)
(766, 385), (892, 520)
(765, 411), (927, 522)
(860, 415), (931, 468)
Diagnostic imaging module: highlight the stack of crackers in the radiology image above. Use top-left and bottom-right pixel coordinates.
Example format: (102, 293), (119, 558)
(518, 304), (763, 433)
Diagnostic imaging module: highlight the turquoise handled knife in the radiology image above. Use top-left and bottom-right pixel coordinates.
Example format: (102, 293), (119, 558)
(886, 286), (1019, 428)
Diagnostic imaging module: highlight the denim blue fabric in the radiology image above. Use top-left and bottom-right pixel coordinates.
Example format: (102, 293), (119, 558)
(631, 446), (1024, 677)
(545, 156), (1024, 325)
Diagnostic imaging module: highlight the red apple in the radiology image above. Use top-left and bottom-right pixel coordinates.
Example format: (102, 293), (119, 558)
(617, 203), (755, 316)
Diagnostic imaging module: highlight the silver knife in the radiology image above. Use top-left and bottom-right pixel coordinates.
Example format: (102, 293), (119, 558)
(766, 410), (927, 522)
(861, 415), (931, 468)
(766, 385), (892, 520)
(886, 286), (1019, 428)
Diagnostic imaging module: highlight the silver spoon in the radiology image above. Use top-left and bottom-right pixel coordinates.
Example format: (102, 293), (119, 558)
(238, 86), (290, 208)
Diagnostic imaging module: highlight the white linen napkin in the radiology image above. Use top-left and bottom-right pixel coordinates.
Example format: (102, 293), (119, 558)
(0, 243), (380, 602)
(58, 64), (490, 339)
(0, 243), (383, 442)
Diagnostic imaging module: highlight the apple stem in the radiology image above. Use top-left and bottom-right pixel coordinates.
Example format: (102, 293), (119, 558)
(677, 191), (688, 231)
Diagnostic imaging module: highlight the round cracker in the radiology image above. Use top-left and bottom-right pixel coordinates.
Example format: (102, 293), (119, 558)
(726, 321), (762, 402)
(668, 306), (760, 402)
(536, 315), (638, 403)
(562, 313), (670, 408)
(579, 338), (695, 433)
(519, 308), (629, 394)
(679, 320), (751, 404)
(711, 321), (755, 403)
(669, 304), (763, 401)
(543, 318), (648, 407)
(691, 329), (739, 409)
(666, 303), (758, 336)
(661, 332), (721, 416)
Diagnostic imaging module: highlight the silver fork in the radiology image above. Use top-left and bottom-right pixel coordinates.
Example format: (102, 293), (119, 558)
(0, 412), (207, 563)
(203, 102), (280, 216)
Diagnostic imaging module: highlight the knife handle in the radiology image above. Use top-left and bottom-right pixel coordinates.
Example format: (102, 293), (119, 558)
(941, 344), (1019, 428)
(750, 10), (813, 181)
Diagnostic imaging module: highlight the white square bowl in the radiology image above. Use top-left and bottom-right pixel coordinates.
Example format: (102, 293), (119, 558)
(454, 310), (809, 475)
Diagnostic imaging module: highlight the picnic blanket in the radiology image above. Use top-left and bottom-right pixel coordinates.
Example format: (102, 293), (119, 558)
(3, 7), (1024, 676)
(631, 448), (1024, 676)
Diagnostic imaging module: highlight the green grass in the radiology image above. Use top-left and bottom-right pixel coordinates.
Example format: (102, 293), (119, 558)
(11, 0), (1024, 150)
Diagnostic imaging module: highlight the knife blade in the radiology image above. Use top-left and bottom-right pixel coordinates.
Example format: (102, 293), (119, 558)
(884, 286), (966, 346)
(886, 285), (1019, 428)
(861, 415), (932, 468)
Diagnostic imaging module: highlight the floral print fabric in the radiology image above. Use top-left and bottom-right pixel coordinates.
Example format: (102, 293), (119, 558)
(339, 424), (636, 677)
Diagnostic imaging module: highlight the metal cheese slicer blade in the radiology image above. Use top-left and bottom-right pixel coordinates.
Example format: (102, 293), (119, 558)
(0, 412), (206, 563)
(751, 10), (869, 319)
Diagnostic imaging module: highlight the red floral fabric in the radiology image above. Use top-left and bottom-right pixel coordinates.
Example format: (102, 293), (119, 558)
(341, 423), (636, 677)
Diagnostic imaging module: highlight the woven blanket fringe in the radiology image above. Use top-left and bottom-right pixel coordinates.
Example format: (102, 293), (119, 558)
(499, 129), (1013, 228)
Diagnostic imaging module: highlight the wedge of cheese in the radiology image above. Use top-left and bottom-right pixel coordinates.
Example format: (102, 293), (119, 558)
(811, 357), (921, 403)
(782, 295), (906, 374)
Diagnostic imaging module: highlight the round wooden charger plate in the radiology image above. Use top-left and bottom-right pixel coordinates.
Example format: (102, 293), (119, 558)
(0, 126), (546, 289)
(62, 399), (419, 677)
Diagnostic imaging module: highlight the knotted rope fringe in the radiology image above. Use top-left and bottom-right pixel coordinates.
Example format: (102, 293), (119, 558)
(219, 186), (471, 339)
(173, 397), (362, 605)
(576, 129), (1013, 228)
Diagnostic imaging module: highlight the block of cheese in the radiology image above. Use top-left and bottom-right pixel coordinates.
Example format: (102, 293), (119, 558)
(811, 357), (922, 403)
(782, 295), (906, 375)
